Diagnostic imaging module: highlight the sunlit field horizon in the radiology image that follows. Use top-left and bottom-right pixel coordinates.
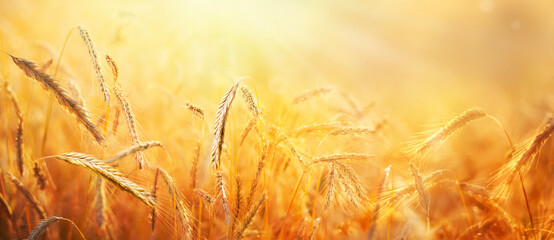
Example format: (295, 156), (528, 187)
(1, 0), (554, 239)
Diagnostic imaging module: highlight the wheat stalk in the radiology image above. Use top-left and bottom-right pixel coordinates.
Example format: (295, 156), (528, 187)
(151, 169), (159, 231)
(240, 85), (259, 117)
(211, 81), (240, 170)
(190, 139), (201, 191)
(324, 165), (336, 210)
(66, 78), (86, 108)
(94, 178), (108, 234)
(158, 168), (193, 237)
(234, 193), (266, 240)
(112, 106), (121, 135)
(215, 171), (232, 224)
(11, 55), (104, 143)
(184, 101), (205, 120)
(0, 194), (13, 220)
(78, 25), (110, 103)
(414, 107), (486, 155)
(310, 153), (373, 165)
(54, 152), (155, 207)
(4, 171), (47, 219)
(240, 117), (258, 146)
(105, 54), (119, 83)
(409, 163), (430, 237)
(28, 216), (85, 240)
(308, 218), (321, 240)
(493, 118), (554, 198)
(291, 87), (333, 105)
(33, 162), (47, 190)
(105, 141), (164, 164)
(114, 87), (144, 168)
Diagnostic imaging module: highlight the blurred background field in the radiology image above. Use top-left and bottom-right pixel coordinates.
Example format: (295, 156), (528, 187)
(1, 0), (554, 239)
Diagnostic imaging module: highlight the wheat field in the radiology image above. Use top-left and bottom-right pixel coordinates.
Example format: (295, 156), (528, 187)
(1, 0), (554, 239)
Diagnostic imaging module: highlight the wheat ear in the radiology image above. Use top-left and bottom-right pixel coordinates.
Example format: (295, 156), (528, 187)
(184, 101), (205, 120)
(409, 163), (430, 237)
(309, 218), (321, 240)
(28, 216), (85, 240)
(211, 81), (240, 170)
(493, 118), (554, 198)
(215, 171), (232, 224)
(11, 55), (104, 143)
(5, 85), (25, 175)
(78, 25), (110, 103)
(4, 172), (47, 219)
(114, 87), (144, 168)
(415, 107), (486, 155)
(105, 141), (164, 164)
(240, 85), (259, 117)
(291, 87), (333, 105)
(54, 152), (155, 207)
(233, 193), (267, 240)
(94, 178), (108, 234)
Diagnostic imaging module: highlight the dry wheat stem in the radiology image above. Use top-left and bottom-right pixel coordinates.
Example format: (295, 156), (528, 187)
(78, 25), (110, 103)
(11, 55), (104, 143)
(54, 152), (155, 207)
(211, 81), (240, 170)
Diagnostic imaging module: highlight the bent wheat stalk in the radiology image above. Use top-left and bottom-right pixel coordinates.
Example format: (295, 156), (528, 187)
(28, 216), (85, 240)
(414, 108), (486, 155)
(53, 152), (155, 207)
(11, 55), (104, 143)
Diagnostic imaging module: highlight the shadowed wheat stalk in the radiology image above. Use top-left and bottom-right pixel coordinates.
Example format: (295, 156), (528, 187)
(28, 216), (85, 240)
(4, 171), (47, 219)
(11, 55), (104, 143)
